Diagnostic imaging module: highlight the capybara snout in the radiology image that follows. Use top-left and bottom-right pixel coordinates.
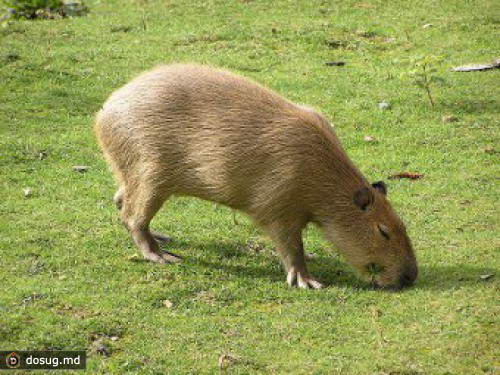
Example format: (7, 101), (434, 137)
(95, 63), (417, 289)
(399, 262), (418, 288)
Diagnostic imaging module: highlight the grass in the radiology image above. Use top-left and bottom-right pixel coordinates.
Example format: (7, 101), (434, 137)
(0, 0), (498, 373)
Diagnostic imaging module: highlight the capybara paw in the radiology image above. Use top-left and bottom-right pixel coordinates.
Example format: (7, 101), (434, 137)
(286, 268), (323, 289)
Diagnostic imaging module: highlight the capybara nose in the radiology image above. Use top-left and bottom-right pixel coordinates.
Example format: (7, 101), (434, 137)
(399, 263), (418, 288)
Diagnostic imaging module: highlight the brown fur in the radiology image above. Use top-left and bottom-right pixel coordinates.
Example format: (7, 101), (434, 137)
(94, 63), (417, 289)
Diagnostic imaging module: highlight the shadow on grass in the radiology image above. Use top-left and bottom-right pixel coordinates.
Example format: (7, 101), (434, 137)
(152, 237), (497, 292)
(416, 264), (497, 291)
(441, 99), (500, 115)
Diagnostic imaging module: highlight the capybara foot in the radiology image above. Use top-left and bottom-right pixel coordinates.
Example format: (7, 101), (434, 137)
(286, 267), (323, 289)
(143, 250), (182, 264)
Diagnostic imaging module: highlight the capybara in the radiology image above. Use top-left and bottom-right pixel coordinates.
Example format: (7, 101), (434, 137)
(94, 63), (418, 289)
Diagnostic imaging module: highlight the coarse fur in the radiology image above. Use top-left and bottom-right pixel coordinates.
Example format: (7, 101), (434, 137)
(94, 63), (418, 289)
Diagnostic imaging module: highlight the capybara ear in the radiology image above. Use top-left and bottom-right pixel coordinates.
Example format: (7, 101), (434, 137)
(372, 181), (387, 195)
(353, 187), (373, 211)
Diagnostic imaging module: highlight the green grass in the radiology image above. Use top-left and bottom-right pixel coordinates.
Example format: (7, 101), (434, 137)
(1, 0), (498, 373)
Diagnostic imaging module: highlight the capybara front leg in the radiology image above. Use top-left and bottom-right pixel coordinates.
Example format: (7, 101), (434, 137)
(264, 220), (323, 289)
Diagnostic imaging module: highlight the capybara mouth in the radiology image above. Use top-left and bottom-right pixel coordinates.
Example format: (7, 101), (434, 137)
(368, 263), (417, 291)
(370, 278), (414, 292)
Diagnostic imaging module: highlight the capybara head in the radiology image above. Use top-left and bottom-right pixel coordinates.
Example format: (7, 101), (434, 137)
(324, 181), (418, 290)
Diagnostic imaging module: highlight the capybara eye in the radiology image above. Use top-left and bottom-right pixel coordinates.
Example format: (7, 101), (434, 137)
(378, 224), (390, 240)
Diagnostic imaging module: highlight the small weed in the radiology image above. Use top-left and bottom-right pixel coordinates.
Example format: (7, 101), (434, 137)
(403, 55), (445, 108)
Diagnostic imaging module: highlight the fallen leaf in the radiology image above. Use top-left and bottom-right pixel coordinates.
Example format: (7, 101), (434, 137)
(127, 254), (140, 261)
(325, 61), (345, 66)
(484, 146), (496, 154)
(442, 115), (459, 123)
(73, 165), (89, 172)
(218, 354), (237, 369)
(325, 40), (348, 49)
(452, 59), (500, 72)
(388, 172), (424, 180)
(364, 135), (376, 142)
(479, 274), (494, 281)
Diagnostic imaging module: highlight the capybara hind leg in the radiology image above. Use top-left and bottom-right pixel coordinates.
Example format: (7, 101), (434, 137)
(264, 220), (323, 289)
(116, 187), (172, 244)
(121, 188), (181, 263)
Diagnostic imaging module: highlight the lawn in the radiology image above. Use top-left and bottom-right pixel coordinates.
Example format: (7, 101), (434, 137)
(0, 0), (498, 373)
